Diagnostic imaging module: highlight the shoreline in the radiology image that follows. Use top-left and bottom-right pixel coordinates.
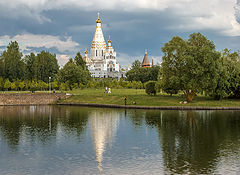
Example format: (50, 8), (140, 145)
(57, 102), (240, 110)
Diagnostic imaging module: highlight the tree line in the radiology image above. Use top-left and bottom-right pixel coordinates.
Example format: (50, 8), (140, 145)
(158, 33), (240, 101)
(0, 41), (91, 91)
(125, 33), (240, 102)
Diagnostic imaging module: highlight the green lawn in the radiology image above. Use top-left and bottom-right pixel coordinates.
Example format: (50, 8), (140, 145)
(61, 88), (240, 107)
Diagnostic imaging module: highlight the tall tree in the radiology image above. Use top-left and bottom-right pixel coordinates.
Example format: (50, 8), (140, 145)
(211, 49), (240, 99)
(58, 59), (91, 90)
(74, 52), (87, 70)
(160, 33), (221, 102)
(24, 53), (36, 80)
(131, 60), (141, 69)
(0, 41), (25, 81)
(33, 51), (59, 82)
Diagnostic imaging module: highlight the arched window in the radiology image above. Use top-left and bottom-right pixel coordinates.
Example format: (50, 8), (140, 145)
(96, 50), (97, 56)
(102, 50), (103, 56)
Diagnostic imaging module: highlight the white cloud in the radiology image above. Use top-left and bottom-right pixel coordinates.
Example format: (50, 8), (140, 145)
(1, 0), (239, 36)
(0, 33), (79, 53)
(57, 54), (70, 67)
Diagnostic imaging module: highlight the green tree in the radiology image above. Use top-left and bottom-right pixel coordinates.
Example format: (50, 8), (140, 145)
(161, 33), (221, 102)
(58, 59), (91, 90)
(74, 52), (87, 70)
(30, 80), (38, 92)
(10, 82), (16, 90)
(126, 61), (160, 83)
(145, 81), (157, 95)
(211, 49), (240, 99)
(0, 41), (25, 81)
(0, 77), (4, 90)
(131, 60), (141, 69)
(19, 81), (25, 91)
(24, 53), (36, 80)
(33, 51), (59, 82)
(4, 79), (11, 91)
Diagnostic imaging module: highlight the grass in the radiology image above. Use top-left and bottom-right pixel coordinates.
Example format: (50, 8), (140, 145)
(61, 88), (240, 107)
(0, 91), (61, 94)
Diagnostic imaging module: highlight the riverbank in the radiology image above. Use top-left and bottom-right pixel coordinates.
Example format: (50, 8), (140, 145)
(59, 88), (240, 108)
(0, 93), (68, 105)
(58, 102), (240, 110)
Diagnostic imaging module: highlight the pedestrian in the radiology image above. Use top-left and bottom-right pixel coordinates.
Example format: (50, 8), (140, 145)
(105, 87), (108, 93)
(124, 96), (127, 106)
(108, 87), (111, 93)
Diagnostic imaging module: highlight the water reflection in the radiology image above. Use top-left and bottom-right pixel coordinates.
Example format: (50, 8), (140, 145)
(144, 110), (240, 174)
(0, 106), (239, 174)
(0, 106), (89, 151)
(89, 109), (119, 172)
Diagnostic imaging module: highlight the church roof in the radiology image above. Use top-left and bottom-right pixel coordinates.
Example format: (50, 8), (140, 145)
(91, 13), (106, 49)
(142, 51), (150, 67)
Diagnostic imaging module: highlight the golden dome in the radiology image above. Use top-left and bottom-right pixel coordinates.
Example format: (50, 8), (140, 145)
(96, 18), (101, 23)
(96, 12), (101, 23)
(85, 50), (88, 54)
(108, 36), (111, 43)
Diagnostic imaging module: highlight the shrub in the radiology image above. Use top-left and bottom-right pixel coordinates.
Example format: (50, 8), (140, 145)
(145, 81), (157, 95)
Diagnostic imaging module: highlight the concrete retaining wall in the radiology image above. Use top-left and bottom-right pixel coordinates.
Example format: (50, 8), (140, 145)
(0, 93), (68, 105)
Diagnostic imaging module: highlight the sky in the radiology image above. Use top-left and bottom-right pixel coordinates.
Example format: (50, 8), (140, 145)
(0, 0), (239, 67)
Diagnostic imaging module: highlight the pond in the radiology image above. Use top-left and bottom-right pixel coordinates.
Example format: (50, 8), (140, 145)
(0, 106), (240, 174)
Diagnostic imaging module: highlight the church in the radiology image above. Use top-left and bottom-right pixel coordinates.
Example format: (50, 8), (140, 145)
(83, 13), (124, 78)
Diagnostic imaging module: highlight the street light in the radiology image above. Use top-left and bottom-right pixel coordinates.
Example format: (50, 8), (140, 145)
(49, 77), (51, 93)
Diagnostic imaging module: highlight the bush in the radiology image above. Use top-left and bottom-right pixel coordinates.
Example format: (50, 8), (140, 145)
(145, 81), (157, 95)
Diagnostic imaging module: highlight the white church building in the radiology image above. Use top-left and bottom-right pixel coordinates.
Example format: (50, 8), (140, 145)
(83, 13), (125, 78)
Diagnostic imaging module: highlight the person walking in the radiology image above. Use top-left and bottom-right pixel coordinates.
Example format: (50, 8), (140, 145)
(124, 96), (127, 106)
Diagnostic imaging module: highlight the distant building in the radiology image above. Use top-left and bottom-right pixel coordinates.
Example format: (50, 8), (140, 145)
(83, 13), (125, 78)
(142, 51), (151, 68)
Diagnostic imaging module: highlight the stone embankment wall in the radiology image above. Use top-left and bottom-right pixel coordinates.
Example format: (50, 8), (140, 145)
(0, 93), (68, 105)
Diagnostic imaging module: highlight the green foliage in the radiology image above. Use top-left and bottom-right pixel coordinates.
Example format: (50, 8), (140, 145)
(24, 53), (36, 80)
(58, 59), (91, 90)
(131, 60), (141, 69)
(19, 81), (25, 91)
(0, 41), (25, 81)
(30, 80), (38, 92)
(74, 52), (87, 70)
(10, 82), (16, 90)
(126, 65), (160, 83)
(210, 49), (240, 99)
(4, 79), (11, 91)
(60, 82), (69, 91)
(145, 81), (157, 95)
(0, 77), (4, 90)
(160, 33), (221, 101)
(33, 51), (59, 82)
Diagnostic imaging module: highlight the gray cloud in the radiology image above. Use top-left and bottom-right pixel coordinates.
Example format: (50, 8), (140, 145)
(0, 0), (240, 67)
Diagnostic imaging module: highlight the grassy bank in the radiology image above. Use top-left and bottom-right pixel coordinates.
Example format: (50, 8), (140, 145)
(61, 88), (240, 107)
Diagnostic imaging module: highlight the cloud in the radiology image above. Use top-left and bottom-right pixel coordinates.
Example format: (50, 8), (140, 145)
(57, 54), (70, 67)
(0, 34), (79, 53)
(0, 0), (239, 37)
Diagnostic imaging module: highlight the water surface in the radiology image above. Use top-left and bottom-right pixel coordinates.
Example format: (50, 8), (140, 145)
(0, 106), (240, 174)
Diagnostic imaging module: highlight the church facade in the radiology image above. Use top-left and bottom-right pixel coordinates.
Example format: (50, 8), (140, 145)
(83, 13), (124, 78)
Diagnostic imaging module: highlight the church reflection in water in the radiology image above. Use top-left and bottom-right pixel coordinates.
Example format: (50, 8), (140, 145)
(89, 109), (120, 172)
(0, 106), (240, 174)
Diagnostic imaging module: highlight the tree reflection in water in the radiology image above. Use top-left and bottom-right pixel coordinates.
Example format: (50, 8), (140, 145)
(0, 106), (240, 174)
(0, 106), (89, 151)
(144, 110), (240, 174)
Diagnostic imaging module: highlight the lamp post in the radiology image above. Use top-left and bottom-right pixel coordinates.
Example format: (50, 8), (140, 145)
(49, 77), (51, 93)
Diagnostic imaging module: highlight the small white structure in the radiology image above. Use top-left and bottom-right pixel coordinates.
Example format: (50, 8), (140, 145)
(83, 13), (125, 78)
